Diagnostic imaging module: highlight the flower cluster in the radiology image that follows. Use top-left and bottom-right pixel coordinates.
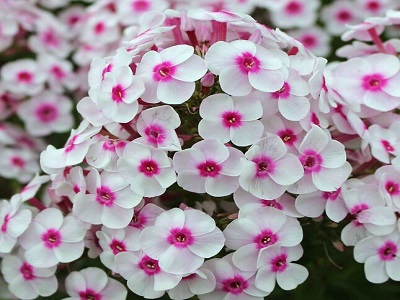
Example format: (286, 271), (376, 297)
(1, 3), (400, 300)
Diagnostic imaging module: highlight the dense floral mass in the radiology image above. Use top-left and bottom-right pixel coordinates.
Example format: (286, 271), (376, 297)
(1, 0), (400, 299)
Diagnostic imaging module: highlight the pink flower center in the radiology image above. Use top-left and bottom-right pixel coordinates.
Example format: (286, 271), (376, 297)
(362, 73), (387, 91)
(222, 275), (249, 295)
(254, 229), (278, 249)
(65, 135), (78, 153)
(301, 35), (317, 48)
(253, 155), (275, 178)
(94, 22), (106, 34)
(271, 253), (288, 273)
(322, 188), (341, 201)
(144, 124), (166, 146)
(337, 10), (352, 22)
(132, 0), (150, 12)
(79, 289), (101, 300)
(138, 255), (161, 276)
(260, 199), (283, 210)
(278, 128), (297, 146)
(17, 71), (33, 83)
(378, 241), (397, 261)
(42, 30), (60, 47)
(381, 140), (395, 153)
(42, 229), (62, 249)
(299, 149), (322, 174)
(96, 186), (116, 206)
(167, 227), (194, 248)
(129, 212), (147, 229)
(139, 159), (160, 177)
(110, 240), (126, 255)
(1, 214), (10, 233)
(102, 138), (125, 152)
(35, 103), (59, 123)
(236, 52), (260, 74)
(272, 82), (291, 99)
(285, 1), (302, 15)
(51, 65), (66, 80)
(222, 111), (242, 128)
(197, 160), (222, 178)
(11, 156), (25, 168)
(111, 84), (125, 103)
(366, 0), (380, 12)
(350, 203), (369, 226)
(20, 262), (35, 281)
(153, 61), (176, 82)
(385, 181), (400, 195)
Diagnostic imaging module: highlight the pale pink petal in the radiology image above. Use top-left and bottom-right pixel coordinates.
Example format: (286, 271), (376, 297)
(232, 244), (259, 271)
(249, 68), (286, 93)
(157, 80), (195, 104)
(363, 91), (399, 112)
(230, 121), (264, 147)
(255, 266), (276, 293)
(173, 149), (205, 172)
(72, 194), (103, 225)
(278, 217), (303, 247)
(325, 197), (348, 223)
(269, 154), (303, 185)
(205, 175), (239, 197)
(140, 227), (171, 259)
(383, 72), (400, 97)
(386, 257), (400, 281)
(198, 120), (230, 143)
(153, 270), (182, 291)
(177, 170), (207, 193)
(320, 140), (346, 168)
(219, 66), (252, 96)
(276, 263), (308, 290)
(35, 208), (63, 230)
(224, 219), (260, 250)
(295, 193), (326, 218)
(279, 96), (310, 121)
(172, 55), (207, 82)
(54, 241), (84, 263)
(101, 278), (128, 299)
(101, 205), (133, 229)
(312, 163), (352, 192)
(155, 208), (185, 230)
(365, 256), (388, 283)
(205, 41), (239, 74)
(160, 45), (194, 66)
(159, 246), (204, 274)
(187, 228), (225, 258)
(59, 216), (86, 243)
(359, 207), (396, 226)
(26, 244), (58, 268)
(299, 125), (329, 154)
(193, 139), (229, 163)
(184, 209), (216, 236)
(220, 147), (244, 176)
(287, 174), (317, 195)
(199, 93), (234, 121)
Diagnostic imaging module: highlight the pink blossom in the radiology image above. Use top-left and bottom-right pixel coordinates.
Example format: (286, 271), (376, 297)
(321, 1), (362, 35)
(270, 0), (319, 28)
(239, 135), (304, 199)
(128, 203), (165, 230)
(375, 165), (400, 209)
(86, 136), (126, 172)
(0, 147), (39, 183)
(174, 139), (243, 197)
(140, 208), (225, 275)
(368, 122), (400, 163)
(136, 44), (207, 104)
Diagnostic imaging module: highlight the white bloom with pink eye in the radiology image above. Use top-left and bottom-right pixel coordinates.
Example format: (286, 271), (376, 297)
(129, 203), (165, 230)
(136, 44), (207, 104)
(295, 188), (348, 222)
(97, 226), (141, 272)
(239, 135), (303, 199)
(375, 165), (400, 209)
(224, 206), (303, 271)
(1, 59), (46, 96)
(73, 169), (142, 229)
(0, 147), (39, 183)
(354, 232), (400, 283)
(0, 195), (32, 254)
(116, 0), (169, 26)
(200, 253), (269, 300)
(40, 120), (101, 173)
(19, 208), (86, 268)
(341, 181), (397, 246)
(205, 40), (288, 96)
(255, 244), (308, 293)
(270, 0), (319, 29)
(97, 66), (145, 123)
(54, 166), (86, 200)
(233, 187), (301, 218)
(17, 92), (73, 137)
(288, 125), (352, 194)
(115, 250), (182, 299)
(198, 93), (264, 147)
(86, 136), (126, 172)
(264, 69), (310, 122)
(118, 142), (176, 197)
(80, 11), (120, 45)
(288, 27), (331, 57)
(140, 208), (225, 275)
(1, 251), (58, 300)
(64, 267), (127, 300)
(332, 53), (400, 112)
(368, 122), (400, 163)
(321, 1), (362, 35)
(135, 105), (182, 151)
(173, 139), (244, 197)
(167, 267), (216, 300)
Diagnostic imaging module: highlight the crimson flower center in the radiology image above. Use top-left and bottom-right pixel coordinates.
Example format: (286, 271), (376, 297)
(337, 10), (352, 21)
(42, 229), (61, 248)
(167, 227), (194, 248)
(20, 262), (35, 281)
(378, 241), (397, 261)
(139, 160), (160, 177)
(96, 186), (115, 206)
(138, 255), (161, 275)
(17, 71), (33, 83)
(222, 275), (248, 295)
(285, 1), (302, 14)
(111, 84), (125, 103)
(197, 160), (222, 178)
(222, 111), (242, 128)
(79, 289), (101, 300)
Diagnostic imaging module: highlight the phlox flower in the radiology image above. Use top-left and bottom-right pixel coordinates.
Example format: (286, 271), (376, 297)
(198, 93), (264, 147)
(116, 0), (169, 26)
(288, 125), (352, 194)
(0, 147), (39, 183)
(332, 53), (400, 111)
(86, 136), (126, 172)
(255, 244), (308, 293)
(0, 195), (32, 253)
(97, 226), (141, 272)
(239, 135), (303, 199)
(115, 250), (181, 299)
(1, 251), (57, 300)
(167, 267), (216, 300)
(200, 253), (269, 300)
(341, 181), (397, 246)
(135, 105), (182, 151)
(53, 166), (86, 200)
(354, 232), (400, 283)
(17, 92), (73, 137)
(321, 1), (362, 35)
(19, 208), (86, 268)
(224, 206), (303, 271)
(269, 0), (319, 29)
(173, 139), (243, 197)
(80, 11), (120, 45)
(140, 208), (225, 275)
(288, 27), (331, 57)
(136, 44), (207, 104)
(97, 66), (145, 123)
(64, 267), (127, 300)
(368, 122), (400, 163)
(129, 203), (165, 230)
(375, 165), (400, 209)
(73, 169), (142, 229)
(118, 142), (176, 197)
(205, 40), (288, 96)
